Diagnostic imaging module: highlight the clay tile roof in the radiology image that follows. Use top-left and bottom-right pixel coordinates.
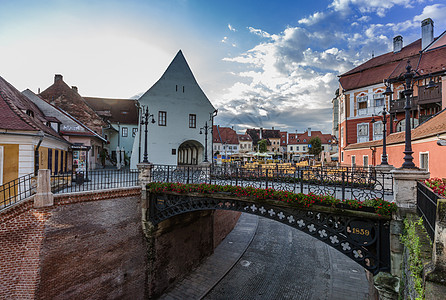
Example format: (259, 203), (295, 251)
(213, 126), (239, 144)
(0, 76), (63, 139)
(339, 37), (446, 91)
(39, 76), (107, 134)
(84, 97), (139, 125)
(345, 108), (446, 150)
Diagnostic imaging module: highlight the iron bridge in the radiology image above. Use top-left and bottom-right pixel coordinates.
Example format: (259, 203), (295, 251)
(148, 192), (391, 275)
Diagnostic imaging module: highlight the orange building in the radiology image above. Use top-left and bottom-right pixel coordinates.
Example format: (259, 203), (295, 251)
(343, 108), (446, 178)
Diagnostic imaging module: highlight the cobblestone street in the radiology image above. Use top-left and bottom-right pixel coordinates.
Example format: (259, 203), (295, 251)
(161, 213), (370, 300)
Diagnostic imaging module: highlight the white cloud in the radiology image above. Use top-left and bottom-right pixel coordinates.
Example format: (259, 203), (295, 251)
(298, 11), (326, 25)
(228, 23), (236, 32)
(414, 4), (446, 26)
(330, 0), (414, 17)
(221, 36), (228, 43)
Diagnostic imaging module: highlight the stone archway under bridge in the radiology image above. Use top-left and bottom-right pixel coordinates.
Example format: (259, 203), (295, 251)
(177, 140), (204, 165)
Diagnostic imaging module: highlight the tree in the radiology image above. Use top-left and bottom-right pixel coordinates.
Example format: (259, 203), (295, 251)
(258, 139), (268, 153)
(308, 137), (322, 159)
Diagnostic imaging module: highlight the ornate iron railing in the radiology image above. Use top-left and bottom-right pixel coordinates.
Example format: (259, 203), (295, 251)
(416, 181), (439, 241)
(150, 165), (393, 201)
(51, 169), (139, 194)
(0, 173), (35, 211)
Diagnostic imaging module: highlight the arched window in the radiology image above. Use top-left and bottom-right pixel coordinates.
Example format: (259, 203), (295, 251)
(26, 110), (34, 117)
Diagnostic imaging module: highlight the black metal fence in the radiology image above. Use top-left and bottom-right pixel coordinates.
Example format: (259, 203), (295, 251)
(416, 181), (439, 241)
(150, 164), (394, 201)
(51, 169), (139, 194)
(0, 173), (35, 211)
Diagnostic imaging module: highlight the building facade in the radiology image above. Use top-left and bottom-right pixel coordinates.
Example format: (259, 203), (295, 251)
(0, 76), (70, 186)
(337, 19), (446, 166)
(130, 50), (217, 167)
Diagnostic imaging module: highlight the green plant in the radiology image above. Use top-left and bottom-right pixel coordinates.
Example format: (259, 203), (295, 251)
(400, 217), (425, 300)
(147, 182), (397, 216)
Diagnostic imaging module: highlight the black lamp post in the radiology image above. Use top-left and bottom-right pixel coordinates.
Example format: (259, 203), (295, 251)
(401, 61), (417, 168)
(371, 109), (388, 165)
(140, 106), (155, 163)
(383, 80), (394, 134)
(199, 121), (211, 162)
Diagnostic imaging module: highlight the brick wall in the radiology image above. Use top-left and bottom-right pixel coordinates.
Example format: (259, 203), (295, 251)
(149, 210), (214, 298)
(36, 193), (146, 300)
(0, 198), (49, 299)
(0, 187), (144, 299)
(213, 210), (241, 247)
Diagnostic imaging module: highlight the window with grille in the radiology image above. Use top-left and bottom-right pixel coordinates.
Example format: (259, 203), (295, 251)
(189, 114), (196, 128)
(158, 111), (167, 126)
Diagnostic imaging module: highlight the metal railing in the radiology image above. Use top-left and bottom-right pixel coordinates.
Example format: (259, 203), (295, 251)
(51, 169), (139, 194)
(416, 181), (439, 241)
(150, 164), (394, 201)
(0, 173), (35, 211)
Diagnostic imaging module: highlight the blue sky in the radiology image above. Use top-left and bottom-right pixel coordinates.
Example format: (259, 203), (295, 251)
(1, 0), (445, 133)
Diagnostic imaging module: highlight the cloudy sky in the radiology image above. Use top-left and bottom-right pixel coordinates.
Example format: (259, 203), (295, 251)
(1, 0), (445, 134)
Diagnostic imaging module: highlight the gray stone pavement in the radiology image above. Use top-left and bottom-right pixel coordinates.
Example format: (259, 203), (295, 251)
(160, 213), (370, 300)
(159, 213), (259, 300)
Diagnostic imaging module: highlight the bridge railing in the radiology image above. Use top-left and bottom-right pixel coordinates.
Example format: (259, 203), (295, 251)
(150, 165), (393, 201)
(0, 173), (35, 211)
(51, 169), (139, 194)
(416, 181), (439, 241)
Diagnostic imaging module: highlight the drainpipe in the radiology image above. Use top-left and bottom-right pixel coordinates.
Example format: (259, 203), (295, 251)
(34, 131), (45, 176)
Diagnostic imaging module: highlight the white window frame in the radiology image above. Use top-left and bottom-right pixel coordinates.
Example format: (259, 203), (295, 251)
(419, 152), (429, 171)
(351, 155), (356, 167)
(357, 123), (369, 143)
(363, 155), (369, 167)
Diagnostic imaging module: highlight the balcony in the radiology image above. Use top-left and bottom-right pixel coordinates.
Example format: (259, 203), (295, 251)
(389, 96), (418, 114)
(418, 84), (442, 106)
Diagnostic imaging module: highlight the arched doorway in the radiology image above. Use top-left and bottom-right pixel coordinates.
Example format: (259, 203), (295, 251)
(178, 140), (204, 165)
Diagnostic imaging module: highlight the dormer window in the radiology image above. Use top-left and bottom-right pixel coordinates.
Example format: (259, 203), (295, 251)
(26, 110), (34, 117)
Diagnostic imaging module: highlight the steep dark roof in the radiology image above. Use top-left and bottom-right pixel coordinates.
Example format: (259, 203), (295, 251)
(84, 97), (139, 125)
(0, 76), (63, 139)
(39, 75), (107, 134)
(246, 128), (280, 145)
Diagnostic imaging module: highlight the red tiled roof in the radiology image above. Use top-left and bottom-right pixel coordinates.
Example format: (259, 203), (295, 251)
(39, 76), (107, 134)
(0, 76), (63, 139)
(213, 126), (239, 144)
(288, 131), (334, 145)
(84, 97), (139, 125)
(339, 37), (446, 91)
(345, 108), (446, 150)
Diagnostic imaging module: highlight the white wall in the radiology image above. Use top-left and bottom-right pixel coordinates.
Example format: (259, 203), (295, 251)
(131, 51), (216, 167)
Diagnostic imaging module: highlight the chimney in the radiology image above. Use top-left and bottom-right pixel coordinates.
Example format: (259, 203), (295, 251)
(71, 86), (78, 93)
(393, 36), (403, 53)
(54, 74), (63, 83)
(421, 18), (434, 50)
(308, 128), (311, 136)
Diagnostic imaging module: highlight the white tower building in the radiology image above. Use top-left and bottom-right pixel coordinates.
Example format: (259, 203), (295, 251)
(130, 50), (217, 168)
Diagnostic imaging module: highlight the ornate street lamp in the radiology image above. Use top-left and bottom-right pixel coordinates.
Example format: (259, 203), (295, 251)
(383, 80), (394, 134)
(140, 106), (155, 163)
(199, 121), (212, 162)
(400, 61), (417, 168)
(371, 109), (389, 165)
